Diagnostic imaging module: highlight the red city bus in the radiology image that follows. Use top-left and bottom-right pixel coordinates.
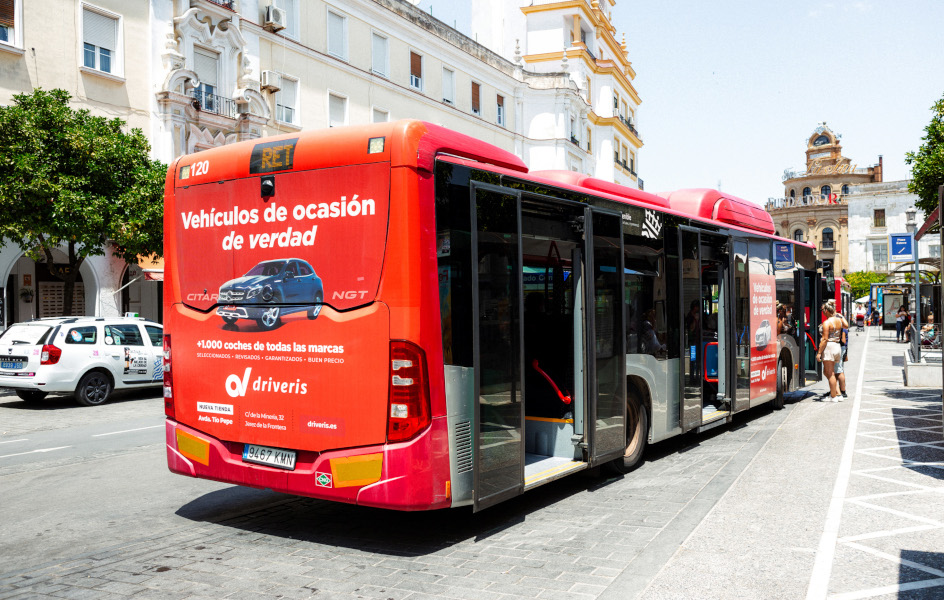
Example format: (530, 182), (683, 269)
(163, 121), (820, 511)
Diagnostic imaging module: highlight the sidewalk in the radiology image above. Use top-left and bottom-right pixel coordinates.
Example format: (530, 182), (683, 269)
(638, 326), (944, 600)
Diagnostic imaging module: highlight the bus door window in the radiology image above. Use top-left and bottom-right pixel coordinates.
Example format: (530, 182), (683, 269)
(733, 240), (751, 410)
(624, 230), (665, 359)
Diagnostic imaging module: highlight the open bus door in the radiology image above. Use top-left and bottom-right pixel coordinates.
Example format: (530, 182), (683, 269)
(469, 185), (627, 511)
(678, 227), (732, 432)
(796, 269), (822, 385)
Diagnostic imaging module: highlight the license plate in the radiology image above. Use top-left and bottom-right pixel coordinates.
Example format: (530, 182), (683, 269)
(0, 361), (23, 370)
(242, 444), (296, 470)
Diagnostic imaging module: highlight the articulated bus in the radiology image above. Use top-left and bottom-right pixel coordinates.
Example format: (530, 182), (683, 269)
(163, 121), (823, 511)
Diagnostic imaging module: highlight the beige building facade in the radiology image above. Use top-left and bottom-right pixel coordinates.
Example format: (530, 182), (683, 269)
(766, 123), (883, 276)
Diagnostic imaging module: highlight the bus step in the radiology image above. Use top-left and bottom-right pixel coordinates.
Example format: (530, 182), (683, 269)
(696, 411), (731, 434)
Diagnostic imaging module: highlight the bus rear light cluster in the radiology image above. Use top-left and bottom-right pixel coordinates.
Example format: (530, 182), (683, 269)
(40, 344), (62, 365)
(163, 334), (175, 419)
(387, 340), (430, 443)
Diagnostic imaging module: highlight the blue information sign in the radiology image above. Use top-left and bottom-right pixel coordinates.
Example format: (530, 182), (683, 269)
(774, 242), (794, 271)
(889, 233), (915, 262)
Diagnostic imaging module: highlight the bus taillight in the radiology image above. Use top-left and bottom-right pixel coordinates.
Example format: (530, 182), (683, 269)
(163, 334), (175, 419)
(387, 340), (430, 443)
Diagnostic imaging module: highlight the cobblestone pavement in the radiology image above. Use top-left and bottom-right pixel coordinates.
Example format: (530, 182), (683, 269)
(0, 327), (941, 600)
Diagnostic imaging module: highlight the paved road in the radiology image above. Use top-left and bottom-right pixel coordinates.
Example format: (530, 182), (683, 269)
(0, 327), (941, 599)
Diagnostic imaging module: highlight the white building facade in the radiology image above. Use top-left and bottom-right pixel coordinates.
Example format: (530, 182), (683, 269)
(0, 0), (643, 327)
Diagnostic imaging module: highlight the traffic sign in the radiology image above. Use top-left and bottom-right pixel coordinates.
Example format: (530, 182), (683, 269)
(888, 233), (915, 262)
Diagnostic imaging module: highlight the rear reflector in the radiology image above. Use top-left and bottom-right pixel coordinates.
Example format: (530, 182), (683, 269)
(329, 453), (383, 488)
(163, 334), (175, 419)
(175, 429), (209, 465)
(387, 341), (431, 443)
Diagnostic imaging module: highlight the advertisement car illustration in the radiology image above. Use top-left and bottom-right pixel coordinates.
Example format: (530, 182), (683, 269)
(217, 259), (323, 330)
(754, 319), (772, 350)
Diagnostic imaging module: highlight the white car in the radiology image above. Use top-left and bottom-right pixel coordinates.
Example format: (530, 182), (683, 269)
(755, 319), (772, 350)
(0, 316), (163, 406)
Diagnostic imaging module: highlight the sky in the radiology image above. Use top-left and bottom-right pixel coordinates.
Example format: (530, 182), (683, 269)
(418, 1), (944, 203)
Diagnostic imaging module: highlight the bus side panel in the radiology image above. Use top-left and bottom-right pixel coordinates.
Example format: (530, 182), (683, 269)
(748, 240), (777, 404)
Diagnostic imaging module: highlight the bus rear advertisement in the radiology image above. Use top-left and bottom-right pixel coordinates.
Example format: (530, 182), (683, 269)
(164, 121), (823, 511)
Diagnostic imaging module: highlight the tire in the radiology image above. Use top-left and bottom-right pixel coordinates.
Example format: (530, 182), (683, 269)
(257, 305), (281, 330)
(15, 390), (47, 403)
(74, 371), (113, 406)
(771, 359), (787, 410)
(607, 387), (649, 475)
(222, 316), (238, 325)
(308, 292), (324, 320)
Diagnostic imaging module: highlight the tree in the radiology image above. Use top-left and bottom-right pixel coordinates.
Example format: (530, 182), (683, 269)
(844, 271), (887, 300)
(0, 89), (166, 315)
(906, 93), (944, 217)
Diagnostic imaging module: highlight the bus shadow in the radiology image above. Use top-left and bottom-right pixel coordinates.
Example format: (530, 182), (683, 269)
(0, 387), (160, 411)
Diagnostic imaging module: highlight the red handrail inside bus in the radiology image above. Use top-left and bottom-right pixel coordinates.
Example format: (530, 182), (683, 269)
(531, 360), (572, 405)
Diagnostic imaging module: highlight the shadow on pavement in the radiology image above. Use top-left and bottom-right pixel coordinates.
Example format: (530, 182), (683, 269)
(890, 389), (944, 481)
(0, 387), (158, 411)
(899, 550), (944, 598)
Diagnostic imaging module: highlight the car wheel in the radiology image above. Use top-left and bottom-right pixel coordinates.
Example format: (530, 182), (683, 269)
(222, 316), (238, 325)
(606, 386), (649, 475)
(257, 305), (281, 330)
(15, 390), (48, 403)
(75, 371), (113, 406)
(308, 292), (324, 320)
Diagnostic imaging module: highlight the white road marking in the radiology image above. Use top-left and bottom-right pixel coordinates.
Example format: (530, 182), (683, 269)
(92, 425), (163, 437)
(0, 438), (28, 445)
(806, 327), (870, 600)
(0, 446), (71, 459)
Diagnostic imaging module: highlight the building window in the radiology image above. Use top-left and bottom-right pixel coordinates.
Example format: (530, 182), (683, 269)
(630, 152), (636, 173)
(821, 185), (831, 198)
(371, 32), (388, 77)
(790, 189), (796, 198)
(929, 245), (941, 259)
(272, 0), (298, 39)
(613, 93), (618, 113)
(614, 138), (619, 163)
(621, 100), (628, 119)
(841, 184), (850, 195)
(585, 76), (591, 103)
(442, 67), (455, 105)
(802, 186), (812, 198)
(328, 92), (347, 127)
(372, 107), (389, 123)
(496, 94), (505, 126)
(327, 10), (347, 60)
(874, 209), (886, 228)
(83, 7), (118, 74)
(872, 242), (888, 272)
(193, 47), (220, 109)
(586, 127), (592, 152)
(410, 51), (422, 91)
(621, 144), (628, 168)
(793, 229), (804, 242)
(822, 227), (834, 250)
(275, 76), (298, 124)
(0, 0), (18, 46)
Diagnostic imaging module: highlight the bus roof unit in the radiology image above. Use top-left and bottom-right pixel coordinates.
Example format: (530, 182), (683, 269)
(660, 189), (776, 235)
(530, 170), (671, 208)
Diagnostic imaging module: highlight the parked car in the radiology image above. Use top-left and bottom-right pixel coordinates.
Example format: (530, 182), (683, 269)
(217, 258), (324, 330)
(0, 316), (163, 406)
(755, 319), (772, 350)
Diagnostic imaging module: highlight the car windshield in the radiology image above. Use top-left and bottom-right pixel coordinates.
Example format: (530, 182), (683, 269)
(244, 261), (286, 277)
(0, 324), (54, 345)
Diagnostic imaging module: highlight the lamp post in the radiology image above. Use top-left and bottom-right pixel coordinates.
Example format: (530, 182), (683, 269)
(906, 207), (920, 361)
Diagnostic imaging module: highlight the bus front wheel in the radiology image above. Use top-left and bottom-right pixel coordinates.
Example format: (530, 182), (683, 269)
(607, 389), (648, 475)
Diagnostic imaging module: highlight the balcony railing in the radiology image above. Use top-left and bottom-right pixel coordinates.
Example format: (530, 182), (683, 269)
(191, 89), (236, 118)
(204, 0), (235, 8)
(820, 240), (835, 250)
(782, 166), (872, 182)
(570, 135), (579, 146)
(765, 194), (847, 210)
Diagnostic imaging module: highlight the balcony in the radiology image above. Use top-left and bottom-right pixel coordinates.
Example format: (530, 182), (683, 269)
(765, 194), (847, 211)
(191, 89), (236, 119)
(820, 240), (835, 251)
(570, 135), (579, 146)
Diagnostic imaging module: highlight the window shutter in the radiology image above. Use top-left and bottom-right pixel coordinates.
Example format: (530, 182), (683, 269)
(279, 78), (297, 108)
(275, 0), (297, 37)
(83, 9), (116, 51)
(194, 49), (219, 87)
(0, 0), (14, 28)
(372, 33), (386, 74)
(373, 108), (388, 123)
(328, 11), (344, 57)
(471, 82), (480, 112)
(410, 52), (422, 78)
(443, 68), (454, 103)
(329, 94), (346, 127)
(496, 95), (504, 108)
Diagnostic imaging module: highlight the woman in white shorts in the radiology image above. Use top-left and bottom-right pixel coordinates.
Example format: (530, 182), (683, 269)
(817, 302), (843, 401)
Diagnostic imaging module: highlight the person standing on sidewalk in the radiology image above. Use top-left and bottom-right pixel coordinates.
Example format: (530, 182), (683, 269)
(835, 306), (849, 400)
(896, 305), (908, 342)
(817, 302), (843, 401)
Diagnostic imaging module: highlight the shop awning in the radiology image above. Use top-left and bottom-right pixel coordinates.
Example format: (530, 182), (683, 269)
(143, 269), (164, 281)
(915, 205), (939, 241)
(137, 255), (164, 282)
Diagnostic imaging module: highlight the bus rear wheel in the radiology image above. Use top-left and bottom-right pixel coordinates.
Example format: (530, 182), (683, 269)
(771, 358), (787, 410)
(607, 389), (648, 475)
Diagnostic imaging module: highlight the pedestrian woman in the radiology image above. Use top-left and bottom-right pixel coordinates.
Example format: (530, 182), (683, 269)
(817, 302), (843, 402)
(896, 305), (908, 342)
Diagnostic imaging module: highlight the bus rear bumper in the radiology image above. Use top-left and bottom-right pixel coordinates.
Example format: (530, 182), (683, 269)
(165, 418), (451, 511)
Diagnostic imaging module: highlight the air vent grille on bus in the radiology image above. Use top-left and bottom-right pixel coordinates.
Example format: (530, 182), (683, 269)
(455, 420), (472, 473)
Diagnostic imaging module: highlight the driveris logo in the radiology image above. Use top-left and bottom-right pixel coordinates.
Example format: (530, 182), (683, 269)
(225, 367), (309, 397)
